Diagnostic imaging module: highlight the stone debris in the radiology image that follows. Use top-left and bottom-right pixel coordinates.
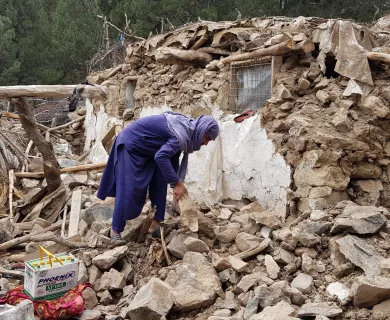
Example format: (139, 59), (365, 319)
(91, 245), (128, 270)
(264, 255), (280, 279)
(125, 278), (174, 320)
(352, 276), (390, 308)
(179, 195), (199, 232)
(249, 301), (299, 320)
(184, 236), (210, 253)
(336, 235), (384, 277)
(298, 302), (343, 318)
(167, 252), (221, 311)
(330, 205), (387, 235)
(291, 273), (313, 294)
(326, 282), (351, 305)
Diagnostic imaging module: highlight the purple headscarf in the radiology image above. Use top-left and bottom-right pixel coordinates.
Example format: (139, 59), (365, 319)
(164, 112), (219, 182)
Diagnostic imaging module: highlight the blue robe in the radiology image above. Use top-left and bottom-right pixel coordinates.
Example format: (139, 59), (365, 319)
(97, 114), (181, 232)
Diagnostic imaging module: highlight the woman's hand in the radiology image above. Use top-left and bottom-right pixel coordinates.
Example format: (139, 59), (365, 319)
(173, 181), (188, 201)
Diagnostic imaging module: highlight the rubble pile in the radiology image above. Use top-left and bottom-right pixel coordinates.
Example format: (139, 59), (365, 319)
(3, 185), (390, 319)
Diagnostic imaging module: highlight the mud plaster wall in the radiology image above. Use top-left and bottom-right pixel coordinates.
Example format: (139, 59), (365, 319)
(139, 106), (291, 214)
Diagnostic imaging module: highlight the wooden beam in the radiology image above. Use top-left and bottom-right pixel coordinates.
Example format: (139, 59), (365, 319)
(220, 39), (296, 65)
(45, 115), (86, 133)
(0, 84), (108, 99)
(367, 51), (390, 64)
(14, 161), (107, 179)
(155, 47), (213, 67)
(68, 190), (82, 238)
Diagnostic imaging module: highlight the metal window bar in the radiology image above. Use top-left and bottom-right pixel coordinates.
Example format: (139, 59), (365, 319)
(229, 59), (272, 114)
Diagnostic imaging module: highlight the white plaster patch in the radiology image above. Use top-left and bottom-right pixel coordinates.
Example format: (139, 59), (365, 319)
(137, 106), (291, 214)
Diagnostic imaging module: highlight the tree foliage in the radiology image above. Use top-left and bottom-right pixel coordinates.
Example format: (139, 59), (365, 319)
(0, 0), (390, 85)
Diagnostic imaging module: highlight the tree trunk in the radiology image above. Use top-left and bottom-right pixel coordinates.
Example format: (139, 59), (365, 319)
(155, 47), (213, 67)
(12, 98), (62, 193)
(220, 39), (296, 65)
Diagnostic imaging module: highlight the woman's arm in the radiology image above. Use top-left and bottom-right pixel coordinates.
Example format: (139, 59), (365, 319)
(154, 136), (182, 185)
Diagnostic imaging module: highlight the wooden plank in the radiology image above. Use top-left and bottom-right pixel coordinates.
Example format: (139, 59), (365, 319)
(68, 190), (82, 238)
(14, 161), (107, 179)
(0, 84), (107, 99)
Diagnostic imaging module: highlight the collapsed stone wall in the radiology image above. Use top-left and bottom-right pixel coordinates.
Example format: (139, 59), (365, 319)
(261, 51), (390, 216)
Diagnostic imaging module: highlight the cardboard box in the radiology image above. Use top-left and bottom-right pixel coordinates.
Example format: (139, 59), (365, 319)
(24, 252), (79, 300)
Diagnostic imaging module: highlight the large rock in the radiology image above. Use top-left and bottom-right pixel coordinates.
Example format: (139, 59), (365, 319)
(235, 232), (262, 252)
(249, 301), (299, 320)
(291, 273), (313, 294)
(83, 203), (114, 226)
(82, 287), (98, 309)
(297, 302), (343, 318)
(168, 252), (221, 311)
(353, 276), (390, 307)
(94, 268), (126, 292)
(126, 278), (174, 320)
(179, 195), (199, 232)
(264, 255), (280, 280)
(336, 235), (384, 277)
(0, 218), (14, 244)
(250, 211), (282, 229)
(257, 281), (288, 308)
(331, 205), (386, 235)
(184, 237), (209, 253)
(167, 234), (188, 259)
(92, 246), (128, 270)
(214, 223), (241, 243)
(233, 273), (273, 294)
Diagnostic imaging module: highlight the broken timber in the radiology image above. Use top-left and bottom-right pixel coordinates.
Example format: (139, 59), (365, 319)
(155, 47), (213, 67)
(68, 189), (82, 238)
(220, 39), (296, 65)
(14, 161), (107, 178)
(0, 84), (108, 99)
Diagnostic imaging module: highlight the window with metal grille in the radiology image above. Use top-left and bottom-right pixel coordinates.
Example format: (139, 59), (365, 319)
(228, 58), (272, 113)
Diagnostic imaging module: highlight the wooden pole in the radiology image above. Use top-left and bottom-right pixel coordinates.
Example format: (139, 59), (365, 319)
(0, 84), (107, 99)
(45, 115), (86, 133)
(0, 130), (31, 163)
(14, 161), (107, 179)
(155, 47), (213, 67)
(367, 51), (390, 64)
(220, 39), (296, 65)
(8, 170), (14, 223)
(0, 220), (63, 251)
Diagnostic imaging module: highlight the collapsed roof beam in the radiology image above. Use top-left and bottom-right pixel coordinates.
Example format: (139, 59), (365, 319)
(0, 84), (108, 99)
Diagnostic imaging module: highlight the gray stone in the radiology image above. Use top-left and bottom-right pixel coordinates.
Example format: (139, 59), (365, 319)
(21, 178), (40, 189)
(231, 213), (259, 234)
(310, 210), (330, 221)
(353, 276), (390, 308)
(214, 291), (238, 310)
(169, 252), (221, 311)
(331, 205), (386, 235)
(298, 302), (343, 318)
(92, 245), (128, 270)
(336, 235), (384, 277)
(250, 211), (282, 229)
(126, 278), (173, 320)
(94, 268), (126, 291)
(213, 309), (232, 316)
(0, 218), (14, 244)
(83, 203), (114, 226)
(82, 287), (98, 309)
(260, 226), (272, 238)
(121, 259), (135, 282)
(0, 299), (34, 319)
(235, 232), (262, 252)
(97, 290), (113, 305)
(244, 296), (259, 320)
(228, 256), (248, 272)
(58, 158), (80, 168)
(291, 226), (321, 248)
(87, 264), (103, 284)
(373, 299), (390, 313)
(326, 282), (351, 305)
(234, 273), (273, 294)
(184, 237), (209, 253)
(218, 208), (233, 220)
(380, 258), (390, 275)
(240, 201), (265, 213)
(264, 255), (280, 280)
(284, 286), (305, 306)
(291, 273), (313, 294)
(316, 90), (331, 105)
(249, 301), (299, 320)
(257, 281), (288, 308)
(80, 310), (103, 320)
(214, 223), (241, 243)
(78, 261), (89, 284)
(273, 248), (295, 265)
(167, 234), (188, 259)
(212, 253), (232, 272)
(298, 78), (311, 90)
(121, 215), (146, 242)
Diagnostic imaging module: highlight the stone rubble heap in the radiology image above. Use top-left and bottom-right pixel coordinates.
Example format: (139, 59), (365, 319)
(4, 193), (387, 320)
